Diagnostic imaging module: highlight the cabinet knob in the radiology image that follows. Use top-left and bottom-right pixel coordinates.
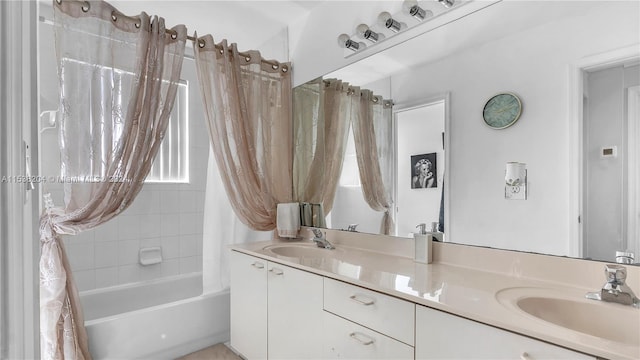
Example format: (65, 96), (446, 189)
(251, 262), (265, 269)
(269, 268), (284, 275)
(349, 294), (375, 306)
(349, 332), (374, 346)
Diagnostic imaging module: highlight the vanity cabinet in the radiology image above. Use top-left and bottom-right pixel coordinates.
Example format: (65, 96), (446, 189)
(229, 251), (323, 360)
(230, 251), (268, 360)
(323, 278), (415, 359)
(267, 261), (323, 359)
(415, 305), (595, 360)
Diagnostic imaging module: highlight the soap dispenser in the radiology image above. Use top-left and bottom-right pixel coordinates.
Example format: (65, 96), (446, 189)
(414, 223), (432, 264)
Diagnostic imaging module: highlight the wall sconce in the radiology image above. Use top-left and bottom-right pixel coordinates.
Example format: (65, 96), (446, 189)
(337, 33), (365, 52)
(505, 162), (527, 200)
(377, 11), (406, 33)
(356, 24), (385, 43)
(403, 0), (433, 21)
(438, 0), (455, 8)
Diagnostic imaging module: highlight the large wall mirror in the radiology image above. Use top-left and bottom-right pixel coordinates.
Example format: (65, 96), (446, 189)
(292, 0), (640, 264)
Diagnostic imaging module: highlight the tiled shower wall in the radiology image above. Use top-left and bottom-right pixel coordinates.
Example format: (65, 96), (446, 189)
(50, 113), (210, 292)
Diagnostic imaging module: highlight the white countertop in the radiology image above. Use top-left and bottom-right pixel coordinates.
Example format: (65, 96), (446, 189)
(230, 236), (640, 360)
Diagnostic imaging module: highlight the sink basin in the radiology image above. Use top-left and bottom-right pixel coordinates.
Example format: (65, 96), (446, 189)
(497, 287), (640, 346)
(264, 243), (336, 258)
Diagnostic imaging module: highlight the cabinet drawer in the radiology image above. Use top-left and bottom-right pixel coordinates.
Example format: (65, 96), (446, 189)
(324, 278), (415, 345)
(416, 305), (595, 359)
(323, 311), (414, 359)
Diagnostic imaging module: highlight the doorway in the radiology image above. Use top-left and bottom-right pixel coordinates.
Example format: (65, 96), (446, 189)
(582, 63), (640, 262)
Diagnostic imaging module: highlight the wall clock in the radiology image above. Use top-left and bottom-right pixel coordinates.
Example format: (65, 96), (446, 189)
(482, 93), (522, 129)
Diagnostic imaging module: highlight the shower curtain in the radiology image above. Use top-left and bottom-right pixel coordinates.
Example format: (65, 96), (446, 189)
(293, 78), (353, 214)
(193, 36), (293, 230)
(352, 90), (395, 235)
(40, 1), (186, 359)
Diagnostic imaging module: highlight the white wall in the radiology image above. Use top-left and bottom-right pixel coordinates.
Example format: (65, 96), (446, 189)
(290, 1), (640, 256)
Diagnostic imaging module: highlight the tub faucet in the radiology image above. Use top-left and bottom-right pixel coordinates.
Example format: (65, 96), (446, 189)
(311, 228), (334, 249)
(586, 264), (640, 308)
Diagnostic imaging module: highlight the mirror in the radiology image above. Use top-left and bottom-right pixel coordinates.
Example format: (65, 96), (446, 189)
(292, 0), (640, 264)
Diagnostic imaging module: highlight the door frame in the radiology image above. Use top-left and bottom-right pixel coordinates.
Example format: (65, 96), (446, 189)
(628, 85), (640, 256)
(569, 44), (640, 258)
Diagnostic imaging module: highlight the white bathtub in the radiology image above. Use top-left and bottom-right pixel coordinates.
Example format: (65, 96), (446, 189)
(80, 273), (230, 359)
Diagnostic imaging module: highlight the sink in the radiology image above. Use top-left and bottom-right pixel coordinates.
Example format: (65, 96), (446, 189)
(264, 243), (336, 258)
(497, 287), (640, 346)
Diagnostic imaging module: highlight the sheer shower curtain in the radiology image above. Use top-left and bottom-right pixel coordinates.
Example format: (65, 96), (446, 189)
(40, 1), (185, 358)
(194, 36), (293, 290)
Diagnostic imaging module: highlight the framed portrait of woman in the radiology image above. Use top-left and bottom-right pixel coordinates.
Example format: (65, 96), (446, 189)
(411, 153), (437, 189)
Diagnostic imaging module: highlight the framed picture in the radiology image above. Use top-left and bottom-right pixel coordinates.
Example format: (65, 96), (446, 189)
(411, 153), (437, 189)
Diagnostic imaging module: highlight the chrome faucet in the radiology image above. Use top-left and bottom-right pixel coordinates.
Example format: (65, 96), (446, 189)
(586, 264), (639, 308)
(346, 224), (358, 232)
(311, 228), (334, 249)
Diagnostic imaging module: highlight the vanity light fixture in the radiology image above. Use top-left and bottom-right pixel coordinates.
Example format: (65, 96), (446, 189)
(377, 11), (406, 33)
(337, 33), (364, 51)
(505, 162), (527, 200)
(438, 0), (455, 8)
(356, 24), (385, 43)
(403, 0), (432, 21)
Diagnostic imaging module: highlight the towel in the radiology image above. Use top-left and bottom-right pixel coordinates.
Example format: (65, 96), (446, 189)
(277, 203), (300, 238)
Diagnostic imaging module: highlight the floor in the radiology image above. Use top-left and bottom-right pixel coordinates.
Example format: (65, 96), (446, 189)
(177, 343), (242, 360)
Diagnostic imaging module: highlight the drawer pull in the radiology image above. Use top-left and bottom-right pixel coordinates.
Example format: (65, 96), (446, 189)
(251, 262), (264, 269)
(349, 294), (375, 306)
(520, 352), (531, 360)
(269, 268), (284, 275)
(349, 332), (374, 346)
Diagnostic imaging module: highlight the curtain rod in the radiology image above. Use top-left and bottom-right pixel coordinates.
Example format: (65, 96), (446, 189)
(55, 0), (284, 70)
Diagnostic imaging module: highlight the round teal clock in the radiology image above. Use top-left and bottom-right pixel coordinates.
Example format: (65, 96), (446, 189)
(482, 93), (523, 129)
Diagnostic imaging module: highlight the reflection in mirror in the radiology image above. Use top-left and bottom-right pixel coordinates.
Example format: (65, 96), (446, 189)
(293, 1), (640, 264)
(293, 78), (394, 234)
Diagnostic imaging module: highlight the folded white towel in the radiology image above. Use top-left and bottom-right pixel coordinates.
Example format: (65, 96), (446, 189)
(277, 203), (300, 238)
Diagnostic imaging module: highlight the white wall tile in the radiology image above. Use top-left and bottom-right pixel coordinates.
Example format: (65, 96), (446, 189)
(139, 263), (163, 281)
(161, 236), (181, 259)
(93, 219), (119, 243)
(125, 190), (160, 215)
(161, 259), (180, 277)
(160, 190), (181, 213)
(180, 235), (198, 258)
(118, 239), (140, 265)
(139, 213), (161, 239)
(160, 213), (181, 236)
(66, 243), (95, 271)
(72, 269), (95, 292)
(118, 264), (140, 284)
(179, 256), (199, 274)
(179, 191), (197, 213)
(179, 213), (199, 235)
(118, 215), (142, 240)
(94, 241), (118, 269)
(95, 267), (118, 288)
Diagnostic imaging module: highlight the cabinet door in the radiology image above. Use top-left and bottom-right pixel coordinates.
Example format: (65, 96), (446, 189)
(230, 251), (268, 360)
(416, 305), (595, 359)
(268, 262), (323, 359)
(323, 311), (414, 359)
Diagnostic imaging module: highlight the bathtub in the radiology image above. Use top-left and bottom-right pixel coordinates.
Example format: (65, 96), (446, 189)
(80, 273), (230, 359)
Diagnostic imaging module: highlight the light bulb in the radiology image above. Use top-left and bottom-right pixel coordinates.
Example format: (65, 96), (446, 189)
(337, 34), (363, 51)
(337, 33), (351, 47)
(438, 0), (455, 8)
(377, 11), (405, 33)
(402, 0), (432, 21)
(356, 24), (369, 37)
(356, 23), (384, 43)
(402, 0), (418, 12)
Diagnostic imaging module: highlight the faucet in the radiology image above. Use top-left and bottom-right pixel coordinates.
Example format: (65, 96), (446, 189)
(616, 251), (635, 264)
(586, 264), (639, 308)
(346, 224), (358, 232)
(311, 228), (334, 249)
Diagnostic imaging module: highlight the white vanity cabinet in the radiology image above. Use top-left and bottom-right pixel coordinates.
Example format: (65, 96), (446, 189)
(229, 250), (323, 360)
(415, 305), (596, 360)
(267, 261), (323, 359)
(230, 251), (268, 360)
(323, 278), (415, 359)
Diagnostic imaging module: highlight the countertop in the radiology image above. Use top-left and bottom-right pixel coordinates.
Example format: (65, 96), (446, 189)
(230, 237), (640, 360)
